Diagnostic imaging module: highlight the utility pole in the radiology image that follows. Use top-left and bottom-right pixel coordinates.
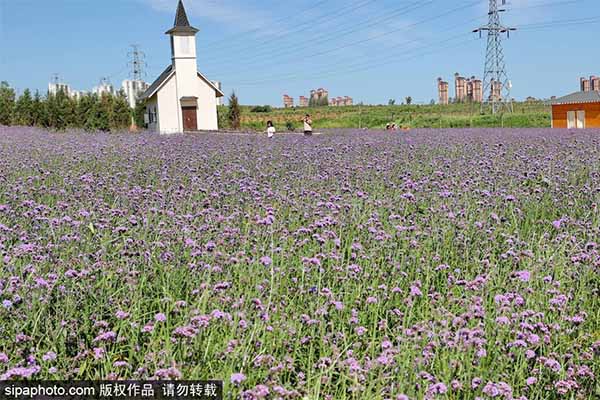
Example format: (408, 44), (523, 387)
(474, 0), (516, 114)
(127, 44), (147, 81)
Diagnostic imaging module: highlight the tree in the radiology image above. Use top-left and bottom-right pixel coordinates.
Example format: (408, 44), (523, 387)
(133, 99), (147, 129)
(97, 93), (113, 132)
(63, 95), (78, 128)
(388, 99), (396, 106)
(13, 89), (34, 126)
(405, 96), (412, 105)
(0, 81), (16, 125)
(227, 91), (241, 130)
(77, 94), (94, 130)
(31, 91), (47, 127)
(111, 91), (131, 130)
(46, 92), (64, 130)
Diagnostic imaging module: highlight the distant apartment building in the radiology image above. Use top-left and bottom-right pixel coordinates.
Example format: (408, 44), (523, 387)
(48, 81), (89, 101)
(454, 73), (467, 102)
(48, 77), (148, 106)
(309, 88), (329, 105)
(438, 74), (481, 103)
(490, 79), (502, 102)
(329, 96), (353, 107)
(48, 82), (71, 96)
(122, 80), (150, 108)
(581, 77), (591, 92)
(70, 90), (88, 101)
(456, 74), (483, 103)
(93, 81), (115, 97)
(447, 73), (483, 103)
(581, 75), (600, 92)
(290, 88), (351, 107)
(592, 76), (600, 91)
(470, 78), (483, 103)
(283, 94), (294, 108)
(437, 78), (449, 105)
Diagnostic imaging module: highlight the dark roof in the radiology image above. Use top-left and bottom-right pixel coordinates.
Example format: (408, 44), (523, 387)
(550, 91), (600, 105)
(174, 0), (190, 26)
(165, 0), (199, 35)
(139, 64), (225, 100)
(140, 65), (173, 100)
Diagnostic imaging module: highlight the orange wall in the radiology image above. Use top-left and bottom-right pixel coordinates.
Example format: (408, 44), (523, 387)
(552, 102), (600, 128)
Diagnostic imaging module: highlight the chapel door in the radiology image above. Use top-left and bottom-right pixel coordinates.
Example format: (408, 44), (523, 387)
(182, 107), (197, 131)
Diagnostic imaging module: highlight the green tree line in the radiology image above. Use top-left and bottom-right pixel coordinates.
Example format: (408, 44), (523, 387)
(0, 81), (138, 132)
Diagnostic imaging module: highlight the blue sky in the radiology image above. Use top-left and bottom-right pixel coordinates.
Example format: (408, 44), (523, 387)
(1, 0), (599, 105)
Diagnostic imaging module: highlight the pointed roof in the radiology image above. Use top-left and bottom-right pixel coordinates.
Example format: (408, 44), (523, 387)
(139, 64), (224, 101)
(165, 0), (199, 35)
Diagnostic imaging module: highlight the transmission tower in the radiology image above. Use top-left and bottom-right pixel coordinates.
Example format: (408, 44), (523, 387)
(127, 45), (147, 81)
(51, 73), (61, 84)
(474, 0), (516, 114)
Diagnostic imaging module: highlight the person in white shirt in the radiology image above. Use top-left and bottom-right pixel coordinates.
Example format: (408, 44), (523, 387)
(266, 120), (276, 138)
(303, 114), (313, 136)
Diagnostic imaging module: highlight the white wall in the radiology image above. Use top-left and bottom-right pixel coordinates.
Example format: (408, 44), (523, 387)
(157, 74), (181, 134)
(196, 76), (219, 131)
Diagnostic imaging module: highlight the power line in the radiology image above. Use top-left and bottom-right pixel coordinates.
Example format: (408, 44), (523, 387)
(203, 0), (331, 50)
(220, 9), (491, 86)
(236, 38), (475, 87)
(235, 30), (476, 86)
(517, 15), (600, 29)
(507, 0), (582, 11)
(235, 18), (585, 91)
(214, 4), (594, 87)
(202, 0), (596, 96)
(205, 0), (380, 59)
(205, 0), (480, 77)
(203, 0), (434, 71)
(205, 0), (582, 78)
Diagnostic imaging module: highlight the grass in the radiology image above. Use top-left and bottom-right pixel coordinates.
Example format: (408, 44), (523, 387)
(221, 101), (551, 131)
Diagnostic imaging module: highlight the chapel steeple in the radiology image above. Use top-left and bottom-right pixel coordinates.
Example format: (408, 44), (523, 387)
(165, 0), (199, 35)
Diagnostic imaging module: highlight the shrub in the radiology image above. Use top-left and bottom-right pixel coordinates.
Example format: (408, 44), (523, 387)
(250, 105), (272, 113)
(227, 92), (241, 130)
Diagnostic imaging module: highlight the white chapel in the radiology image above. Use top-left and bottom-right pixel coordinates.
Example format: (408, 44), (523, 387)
(141, 0), (224, 133)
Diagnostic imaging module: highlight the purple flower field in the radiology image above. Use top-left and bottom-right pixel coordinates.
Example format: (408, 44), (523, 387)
(0, 126), (599, 399)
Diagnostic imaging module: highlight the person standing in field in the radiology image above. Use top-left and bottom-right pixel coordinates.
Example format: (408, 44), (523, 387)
(303, 114), (313, 136)
(266, 120), (276, 138)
